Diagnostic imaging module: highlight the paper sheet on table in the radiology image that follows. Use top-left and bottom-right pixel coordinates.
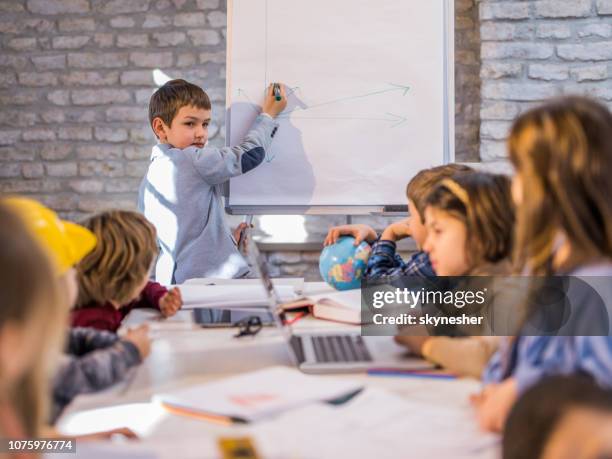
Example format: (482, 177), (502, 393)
(176, 284), (297, 309)
(153, 366), (363, 422)
(248, 388), (500, 459)
(183, 277), (305, 294)
(56, 402), (167, 438)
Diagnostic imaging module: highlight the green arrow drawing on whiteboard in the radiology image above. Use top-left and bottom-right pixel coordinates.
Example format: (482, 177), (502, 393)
(282, 83), (411, 115)
(385, 112), (408, 128)
(236, 86), (408, 127)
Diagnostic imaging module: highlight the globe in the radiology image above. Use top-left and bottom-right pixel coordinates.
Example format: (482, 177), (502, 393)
(319, 236), (372, 290)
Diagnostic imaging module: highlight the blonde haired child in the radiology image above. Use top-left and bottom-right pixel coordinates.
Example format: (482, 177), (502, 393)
(72, 210), (182, 332)
(473, 96), (612, 432)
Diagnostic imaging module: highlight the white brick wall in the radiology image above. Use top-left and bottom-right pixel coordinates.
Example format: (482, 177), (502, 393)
(479, 0), (612, 161)
(0, 0), (226, 219)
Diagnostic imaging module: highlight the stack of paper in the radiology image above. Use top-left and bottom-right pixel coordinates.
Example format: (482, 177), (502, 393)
(177, 284), (297, 309)
(250, 388), (500, 459)
(153, 367), (362, 423)
(183, 277), (305, 295)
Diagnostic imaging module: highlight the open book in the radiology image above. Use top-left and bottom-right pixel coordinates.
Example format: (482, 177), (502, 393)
(281, 289), (363, 325)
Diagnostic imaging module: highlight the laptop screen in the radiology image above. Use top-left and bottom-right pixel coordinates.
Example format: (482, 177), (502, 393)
(243, 228), (294, 341)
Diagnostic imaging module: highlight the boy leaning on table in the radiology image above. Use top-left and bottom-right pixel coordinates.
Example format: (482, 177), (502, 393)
(138, 79), (288, 285)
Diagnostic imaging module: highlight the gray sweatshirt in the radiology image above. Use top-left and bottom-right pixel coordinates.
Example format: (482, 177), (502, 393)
(138, 114), (279, 284)
(52, 328), (141, 423)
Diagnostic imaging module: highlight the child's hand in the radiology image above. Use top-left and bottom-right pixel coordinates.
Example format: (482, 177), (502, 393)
(381, 218), (412, 242)
(77, 427), (139, 441)
(393, 335), (430, 356)
(124, 325), (151, 359)
(232, 222), (251, 245)
(159, 287), (182, 317)
(324, 224), (377, 246)
(262, 83), (288, 118)
(471, 378), (518, 432)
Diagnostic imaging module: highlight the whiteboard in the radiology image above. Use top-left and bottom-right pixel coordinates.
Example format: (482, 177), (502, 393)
(226, 0), (454, 214)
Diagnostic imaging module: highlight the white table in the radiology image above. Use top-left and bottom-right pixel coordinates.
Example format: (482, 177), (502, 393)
(57, 282), (500, 459)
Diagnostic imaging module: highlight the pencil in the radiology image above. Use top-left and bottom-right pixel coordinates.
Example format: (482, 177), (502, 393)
(367, 369), (457, 380)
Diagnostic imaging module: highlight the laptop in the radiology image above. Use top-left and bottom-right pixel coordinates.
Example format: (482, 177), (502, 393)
(245, 231), (433, 374)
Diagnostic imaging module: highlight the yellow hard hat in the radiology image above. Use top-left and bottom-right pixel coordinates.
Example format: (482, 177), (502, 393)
(3, 196), (97, 275)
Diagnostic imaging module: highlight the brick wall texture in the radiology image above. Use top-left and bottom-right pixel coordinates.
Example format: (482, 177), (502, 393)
(479, 0), (612, 160)
(0, 0), (227, 221)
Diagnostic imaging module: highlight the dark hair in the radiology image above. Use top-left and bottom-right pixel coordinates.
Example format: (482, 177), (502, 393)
(149, 78), (211, 130)
(406, 164), (474, 219)
(503, 375), (612, 459)
(425, 172), (515, 268)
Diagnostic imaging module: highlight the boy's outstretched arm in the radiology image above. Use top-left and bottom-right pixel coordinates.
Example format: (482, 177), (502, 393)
(190, 83), (288, 185)
(324, 224), (378, 246)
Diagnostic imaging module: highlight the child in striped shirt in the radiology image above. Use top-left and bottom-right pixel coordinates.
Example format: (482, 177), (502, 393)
(324, 163), (473, 280)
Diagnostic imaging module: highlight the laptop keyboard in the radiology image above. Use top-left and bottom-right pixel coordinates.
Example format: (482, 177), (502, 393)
(312, 335), (373, 363)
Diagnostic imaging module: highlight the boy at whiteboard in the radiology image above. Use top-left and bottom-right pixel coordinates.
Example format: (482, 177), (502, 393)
(324, 164), (473, 279)
(138, 79), (287, 284)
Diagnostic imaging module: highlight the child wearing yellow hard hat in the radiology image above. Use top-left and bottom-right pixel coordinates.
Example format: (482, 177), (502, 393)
(4, 196), (97, 306)
(3, 197), (151, 430)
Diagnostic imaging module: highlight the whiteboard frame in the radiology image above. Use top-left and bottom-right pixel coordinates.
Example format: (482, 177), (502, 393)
(224, 0), (455, 216)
